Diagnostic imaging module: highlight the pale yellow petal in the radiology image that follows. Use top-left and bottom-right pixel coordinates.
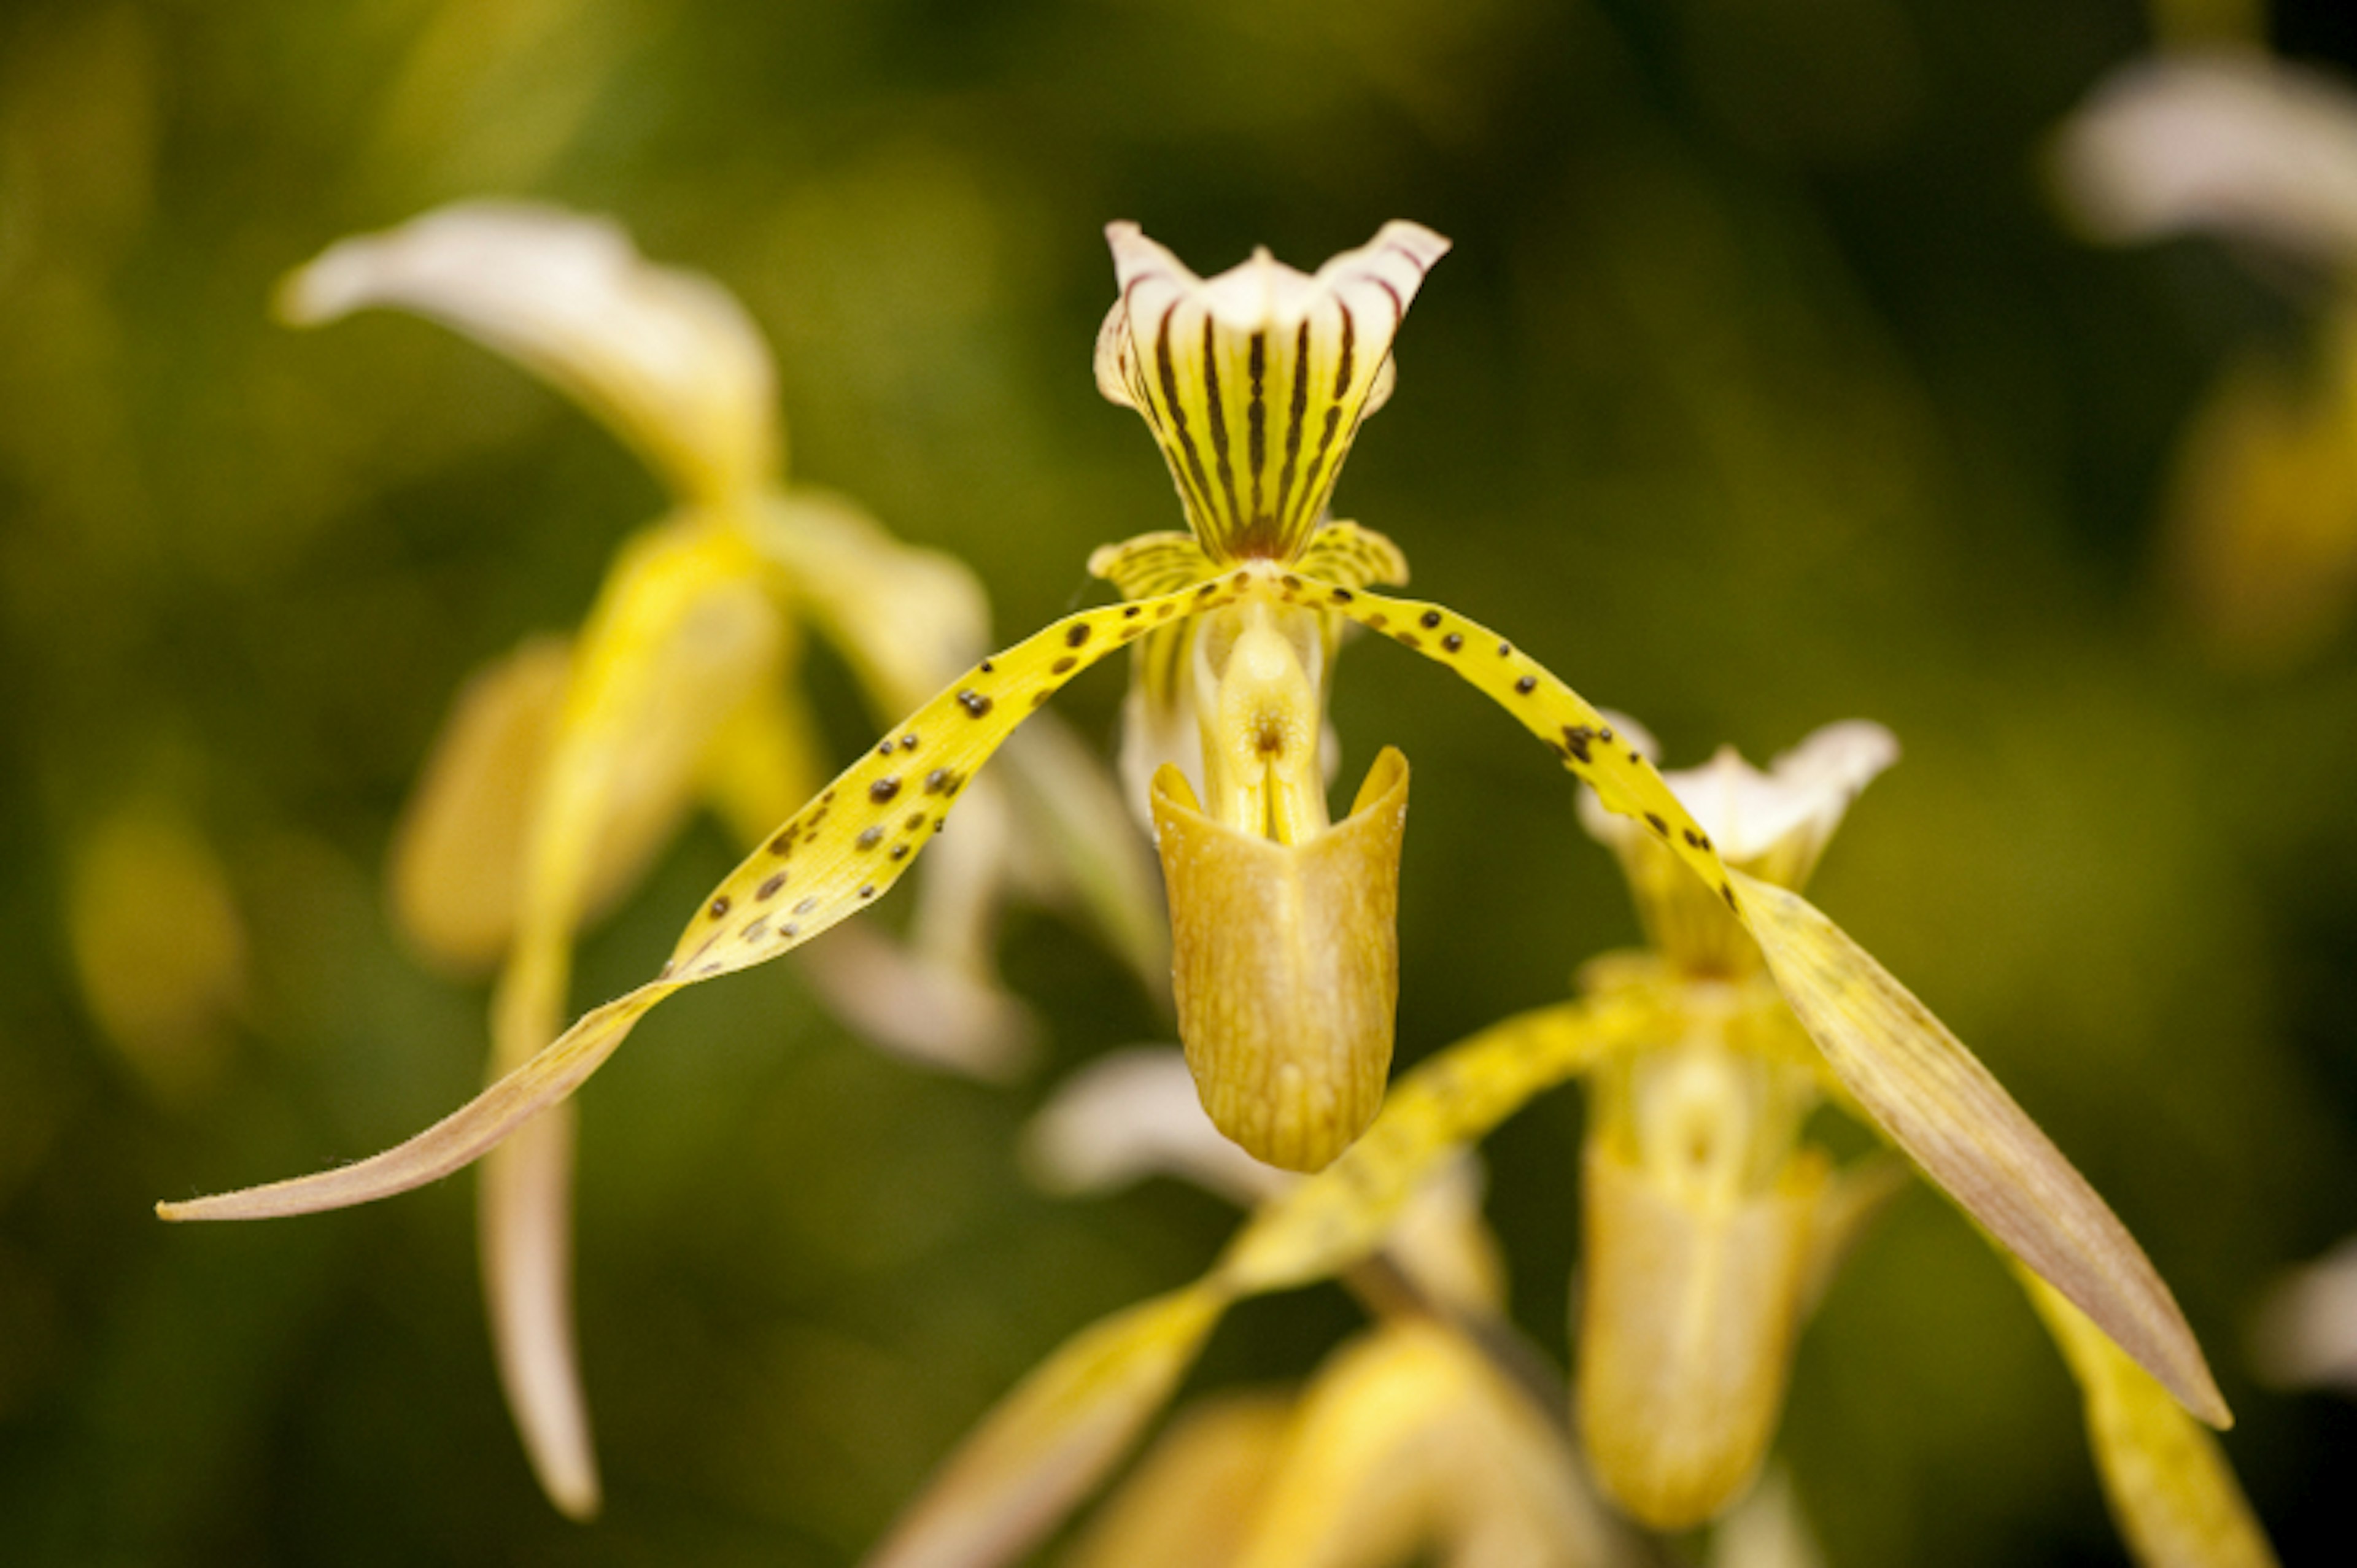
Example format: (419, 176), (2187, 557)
(864, 1283), (1232, 1568)
(1233, 1321), (1626, 1568)
(157, 980), (671, 1220)
(1577, 1140), (1825, 1529)
(479, 1105), (598, 1520)
(795, 921), (1035, 1080)
(2019, 1268), (2280, 1568)
(1736, 870), (2230, 1429)
(158, 577), (1247, 1219)
(1708, 1467), (1827, 1568)
(386, 635), (571, 973)
(279, 201), (779, 504)
(1062, 1394), (1292, 1568)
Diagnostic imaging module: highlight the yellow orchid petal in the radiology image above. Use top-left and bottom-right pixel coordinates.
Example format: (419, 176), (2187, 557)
(1218, 994), (1651, 1296)
(753, 491), (992, 715)
(1064, 1394), (1293, 1568)
(387, 635), (573, 973)
(1577, 1137), (1827, 1530)
(1231, 1321), (1626, 1568)
(1735, 870), (2231, 1430)
(2019, 1268), (2280, 1568)
(1708, 1468), (1828, 1568)
(1096, 222), (1450, 562)
(157, 578), (1245, 1221)
(1295, 576), (1736, 902)
(863, 1283), (1231, 1568)
(279, 202), (780, 506)
(1153, 750), (1407, 1172)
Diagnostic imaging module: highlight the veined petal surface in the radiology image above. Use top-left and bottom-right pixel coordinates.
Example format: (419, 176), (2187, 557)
(1096, 222), (1449, 562)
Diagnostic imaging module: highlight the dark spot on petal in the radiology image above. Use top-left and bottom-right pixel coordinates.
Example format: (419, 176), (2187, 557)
(925, 768), (954, 794)
(1515, 675), (1538, 695)
(1329, 587), (1353, 603)
(1066, 622), (1093, 647)
(794, 895), (818, 915)
(1686, 829), (1713, 851)
(870, 777), (902, 804)
(708, 895), (732, 919)
(905, 811), (927, 830)
(876, 739), (894, 757)
(980, 658), (996, 673)
(858, 884), (877, 900)
(1395, 632), (1422, 649)
(1562, 725), (1596, 763)
(856, 827), (884, 850)
(1123, 604), (1142, 619)
(781, 922), (800, 939)
(1281, 574), (1302, 590)
(1368, 613), (1388, 629)
(768, 828), (795, 855)
(757, 871), (788, 901)
(1599, 726), (1616, 744)
(1030, 688), (1051, 706)
(1441, 633), (1463, 653)
(1419, 610), (1442, 629)
(1721, 882), (1739, 911)
(902, 733), (919, 750)
(958, 689), (994, 718)
(890, 844), (910, 861)
(821, 789), (835, 805)
(1644, 813), (1668, 835)
(1197, 581), (1220, 598)
(1496, 641), (1511, 657)
(1051, 656), (1076, 674)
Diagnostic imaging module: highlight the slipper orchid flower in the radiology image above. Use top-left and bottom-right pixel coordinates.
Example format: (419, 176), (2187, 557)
(164, 223), (2232, 1527)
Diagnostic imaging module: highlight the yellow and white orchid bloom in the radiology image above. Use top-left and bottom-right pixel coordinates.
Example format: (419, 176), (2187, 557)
(164, 223), (2231, 1532)
(268, 202), (1163, 1518)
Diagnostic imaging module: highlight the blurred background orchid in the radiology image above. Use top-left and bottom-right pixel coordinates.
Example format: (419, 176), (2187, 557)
(4, 0), (2355, 1563)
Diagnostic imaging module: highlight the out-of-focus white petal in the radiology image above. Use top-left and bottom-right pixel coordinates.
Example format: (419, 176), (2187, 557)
(2053, 52), (2357, 266)
(1709, 1468), (1827, 1568)
(281, 201), (779, 504)
(2250, 1234), (2357, 1394)
(1023, 1047), (1288, 1208)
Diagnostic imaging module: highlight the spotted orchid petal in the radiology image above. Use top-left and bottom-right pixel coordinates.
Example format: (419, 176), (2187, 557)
(279, 201), (780, 506)
(1735, 871), (2231, 1429)
(2018, 1267), (2278, 1568)
(157, 578), (1244, 1222)
(1231, 1321), (1630, 1568)
(1096, 222), (1449, 563)
(1307, 574), (2229, 1427)
(862, 1283), (1231, 1568)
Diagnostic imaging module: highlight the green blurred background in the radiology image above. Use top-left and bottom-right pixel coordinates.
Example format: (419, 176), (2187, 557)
(2, 0), (2353, 1562)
